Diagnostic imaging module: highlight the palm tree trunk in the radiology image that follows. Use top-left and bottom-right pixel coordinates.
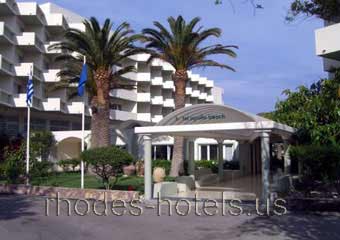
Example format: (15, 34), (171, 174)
(90, 67), (111, 148)
(170, 69), (187, 177)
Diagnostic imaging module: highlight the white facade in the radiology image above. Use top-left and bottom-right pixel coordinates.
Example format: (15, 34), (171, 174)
(0, 0), (233, 162)
(315, 18), (340, 75)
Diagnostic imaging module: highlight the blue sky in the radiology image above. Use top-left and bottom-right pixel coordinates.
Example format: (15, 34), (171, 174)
(31, 0), (325, 113)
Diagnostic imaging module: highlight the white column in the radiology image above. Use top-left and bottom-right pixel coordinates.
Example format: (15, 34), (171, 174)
(198, 145), (202, 160)
(153, 145), (156, 160)
(207, 145), (211, 160)
(283, 139), (291, 174)
(260, 132), (271, 201)
(143, 135), (152, 200)
(217, 140), (224, 181)
(188, 140), (195, 176)
(167, 145), (171, 161)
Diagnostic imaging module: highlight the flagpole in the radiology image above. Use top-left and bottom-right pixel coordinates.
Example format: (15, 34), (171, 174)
(26, 104), (30, 185)
(26, 67), (32, 185)
(81, 56), (86, 189)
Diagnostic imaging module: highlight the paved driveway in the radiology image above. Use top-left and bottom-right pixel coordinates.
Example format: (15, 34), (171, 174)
(0, 194), (339, 240)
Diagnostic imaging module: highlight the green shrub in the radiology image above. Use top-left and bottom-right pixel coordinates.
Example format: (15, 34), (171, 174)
(81, 146), (133, 189)
(196, 160), (218, 173)
(2, 145), (25, 184)
(30, 160), (53, 184)
(31, 131), (55, 161)
(153, 159), (171, 175)
(290, 145), (340, 182)
(58, 158), (81, 172)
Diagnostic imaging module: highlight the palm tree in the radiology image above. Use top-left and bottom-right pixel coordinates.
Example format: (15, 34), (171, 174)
(49, 17), (140, 148)
(141, 16), (238, 176)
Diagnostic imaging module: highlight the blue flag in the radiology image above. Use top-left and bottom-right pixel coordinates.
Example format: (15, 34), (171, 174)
(26, 75), (34, 107)
(78, 63), (87, 97)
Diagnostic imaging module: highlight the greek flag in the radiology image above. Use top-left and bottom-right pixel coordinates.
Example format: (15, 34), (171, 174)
(77, 63), (87, 97)
(26, 74), (34, 107)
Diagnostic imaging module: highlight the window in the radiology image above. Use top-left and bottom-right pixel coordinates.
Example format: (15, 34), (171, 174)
(210, 145), (218, 160)
(200, 145), (207, 160)
(111, 104), (122, 111)
(50, 120), (69, 131)
(152, 145), (169, 160)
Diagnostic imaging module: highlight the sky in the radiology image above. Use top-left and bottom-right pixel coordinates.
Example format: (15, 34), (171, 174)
(28, 0), (325, 114)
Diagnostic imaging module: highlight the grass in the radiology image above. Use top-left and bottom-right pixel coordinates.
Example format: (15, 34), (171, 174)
(30, 172), (145, 192)
(1, 172), (176, 193)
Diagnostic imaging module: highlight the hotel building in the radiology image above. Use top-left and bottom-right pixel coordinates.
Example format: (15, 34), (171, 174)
(315, 15), (340, 76)
(0, 0), (238, 162)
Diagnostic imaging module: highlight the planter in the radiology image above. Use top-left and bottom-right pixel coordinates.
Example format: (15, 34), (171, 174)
(123, 164), (136, 176)
(135, 161), (144, 176)
(153, 167), (166, 183)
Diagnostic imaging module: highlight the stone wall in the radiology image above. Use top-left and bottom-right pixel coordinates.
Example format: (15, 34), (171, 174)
(0, 184), (139, 201)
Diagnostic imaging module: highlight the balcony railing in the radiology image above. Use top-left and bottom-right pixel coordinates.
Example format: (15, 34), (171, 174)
(110, 89), (137, 101)
(15, 63), (44, 81)
(0, 55), (14, 75)
(163, 98), (175, 108)
(315, 22), (340, 60)
(0, 0), (18, 14)
(151, 96), (163, 105)
(17, 32), (45, 52)
(110, 110), (137, 121)
(0, 89), (12, 106)
(14, 94), (42, 109)
(0, 22), (16, 43)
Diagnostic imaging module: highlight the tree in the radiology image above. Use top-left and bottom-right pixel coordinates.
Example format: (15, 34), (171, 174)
(81, 146), (133, 189)
(287, 0), (340, 21)
(140, 16), (237, 176)
(269, 70), (340, 145)
(49, 18), (140, 148)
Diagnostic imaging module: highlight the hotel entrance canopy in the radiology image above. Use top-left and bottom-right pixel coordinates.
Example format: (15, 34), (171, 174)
(135, 104), (295, 140)
(135, 104), (295, 200)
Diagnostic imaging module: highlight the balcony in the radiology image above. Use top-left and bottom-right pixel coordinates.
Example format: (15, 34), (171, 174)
(17, 2), (45, 25)
(137, 92), (151, 102)
(0, 54), (15, 75)
(151, 96), (163, 105)
(0, 0), (18, 15)
(43, 98), (67, 113)
(43, 69), (60, 82)
(151, 77), (163, 86)
(315, 23), (340, 60)
(17, 32), (45, 53)
(13, 94), (42, 110)
(199, 92), (208, 100)
(185, 87), (192, 95)
(198, 77), (208, 85)
(129, 53), (150, 62)
(0, 89), (12, 106)
(192, 90), (200, 98)
(163, 98), (175, 108)
(122, 72), (150, 82)
(0, 22), (16, 44)
(45, 13), (68, 34)
(151, 115), (163, 123)
(15, 63), (44, 81)
(163, 81), (174, 90)
(110, 110), (137, 121)
(67, 102), (90, 116)
(206, 95), (214, 102)
(137, 113), (151, 122)
(44, 41), (63, 54)
(110, 89), (137, 101)
(206, 80), (214, 88)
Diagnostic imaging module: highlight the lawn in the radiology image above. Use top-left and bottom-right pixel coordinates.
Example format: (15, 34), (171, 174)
(30, 172), (145, 192)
